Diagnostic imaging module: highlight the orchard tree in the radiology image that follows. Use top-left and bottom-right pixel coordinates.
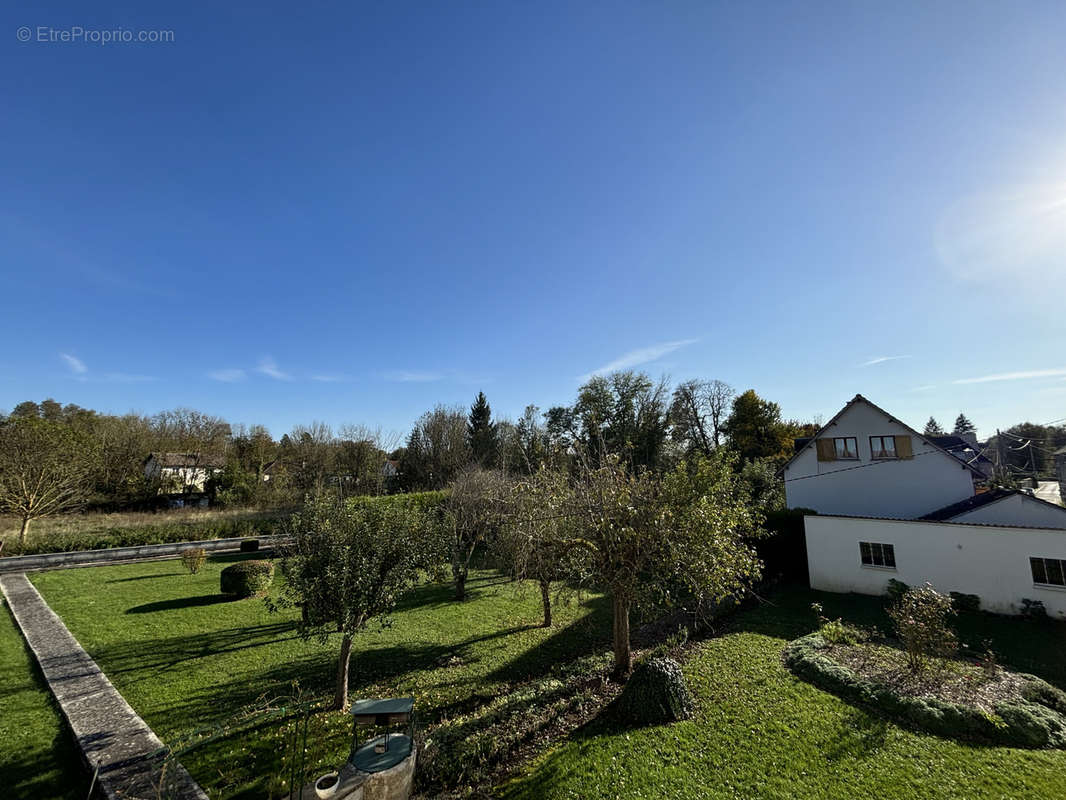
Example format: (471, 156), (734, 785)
(441, 467), (510, 600)
(278, 494), (443, 709)
(566, 452), (763, 677)
(0, 417), (93, 547)
(500, 468), (583, 626)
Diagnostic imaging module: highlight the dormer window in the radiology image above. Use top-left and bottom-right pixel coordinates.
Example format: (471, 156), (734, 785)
(870, 436), (897, 459)
(834, 437), (858, 459)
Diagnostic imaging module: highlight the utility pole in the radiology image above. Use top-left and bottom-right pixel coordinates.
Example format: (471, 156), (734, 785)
(996, 429), (1008, 486)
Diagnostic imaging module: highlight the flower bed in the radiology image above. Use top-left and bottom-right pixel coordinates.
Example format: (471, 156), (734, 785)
(783, 633), (1066, 748)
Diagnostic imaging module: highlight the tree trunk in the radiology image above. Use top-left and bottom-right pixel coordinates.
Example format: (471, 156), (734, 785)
(454, 573), (466, 601)
(612, 595), (631, 679)
(540, 580), (552, 628)
(19, 516), (31, 547)
(333, 633), (353, 710)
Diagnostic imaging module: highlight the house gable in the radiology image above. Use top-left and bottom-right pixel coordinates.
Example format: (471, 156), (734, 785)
(783, 395), (979, 519)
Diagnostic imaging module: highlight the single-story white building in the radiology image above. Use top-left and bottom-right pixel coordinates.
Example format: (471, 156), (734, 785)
(806, 514), (1066, 617)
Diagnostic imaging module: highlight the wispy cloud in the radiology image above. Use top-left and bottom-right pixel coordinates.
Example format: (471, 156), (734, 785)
(953, 367), (1066, 385)
(909, 384), (937, 392)
(861, 355), (911, 367)
(60, 353), (87, 374)
(208, 368), (246, 383)
(311, 374), (348, 383)
(580, 338), (698, 381)
(383, 370), (445, 383)
(255, 357), (291, 381)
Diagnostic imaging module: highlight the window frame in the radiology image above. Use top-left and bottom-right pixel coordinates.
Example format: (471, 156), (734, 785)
(859, 541), (896, 570)
(869, 435), (898, 460)
(833, 436), (859, 460)
(1031, 556), (1066, 588)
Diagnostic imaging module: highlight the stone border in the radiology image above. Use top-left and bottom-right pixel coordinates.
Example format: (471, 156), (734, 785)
(0, 573), (209, 799)
(0, 534), (288, 573)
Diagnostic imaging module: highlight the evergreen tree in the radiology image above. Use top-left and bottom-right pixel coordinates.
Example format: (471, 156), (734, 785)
(466, 392), (498, 467)
(923, 417), (945, 436)
(953, 413), (976, 435)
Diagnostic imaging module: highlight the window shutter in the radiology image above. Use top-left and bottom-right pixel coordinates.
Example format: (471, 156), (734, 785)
(816, 439), (836, 462)
(894, 435), (913, 459)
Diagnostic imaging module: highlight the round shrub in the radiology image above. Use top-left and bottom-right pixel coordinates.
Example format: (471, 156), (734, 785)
(220, 560), (275, 598)
(783, 634), (1066, 748)
(616, 656), (694, 725)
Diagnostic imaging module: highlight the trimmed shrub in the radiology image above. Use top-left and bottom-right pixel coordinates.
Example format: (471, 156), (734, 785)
(239, 538), (260, 552)
(220, 560), (275, 598)
(949, 592), (981, 613)
(783, 634), (1066, 748)
(615, 656), (694, 725)
(180, 547), (207, 574)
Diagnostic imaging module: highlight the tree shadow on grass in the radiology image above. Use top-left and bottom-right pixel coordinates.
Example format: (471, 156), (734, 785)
(126, 594), (238, 614)
(824, 707), (890, 760)
(107, 573), (184, 583)
(486, 593), (612, 684)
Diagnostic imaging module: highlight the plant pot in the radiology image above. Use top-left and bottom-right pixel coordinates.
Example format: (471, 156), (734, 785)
(314, 772), (340, 799)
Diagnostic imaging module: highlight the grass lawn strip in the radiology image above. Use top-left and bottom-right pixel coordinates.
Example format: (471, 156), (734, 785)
(0, 594), (84, 800)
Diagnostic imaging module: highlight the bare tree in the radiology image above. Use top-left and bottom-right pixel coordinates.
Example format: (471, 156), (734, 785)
(0, 417), (93, 548)
(670, 379), (735, 456)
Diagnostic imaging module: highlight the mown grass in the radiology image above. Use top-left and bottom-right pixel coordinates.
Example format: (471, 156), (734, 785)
(0, 599), (84, 800)
(30, 556), (611, 798)
(501, 588), (1066, 800)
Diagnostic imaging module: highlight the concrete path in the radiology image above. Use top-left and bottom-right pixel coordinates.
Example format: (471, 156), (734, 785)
(0, 572), (208, 800)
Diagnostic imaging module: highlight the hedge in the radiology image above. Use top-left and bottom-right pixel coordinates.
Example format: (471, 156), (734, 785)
(783, 634), (1066, 748)
(220, 560), (275, 598)
(345, 490), (447, 513)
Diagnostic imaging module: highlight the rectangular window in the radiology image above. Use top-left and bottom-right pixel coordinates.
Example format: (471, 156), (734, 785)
(1032, 557), (1066, 587)
(834, 437), (859, 459)
(870, 436), (897, 459)
(860, 541), (895, 569)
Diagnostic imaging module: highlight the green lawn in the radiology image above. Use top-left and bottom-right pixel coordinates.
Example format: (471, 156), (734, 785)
(30, 555), (611, 797)
(500, 589), (1066, 800)
(22, 559), (1066, 799)
(0, 599), (84, 800)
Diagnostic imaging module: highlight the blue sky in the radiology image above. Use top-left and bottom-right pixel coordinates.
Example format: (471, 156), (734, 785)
(3, 2), (1065, 440)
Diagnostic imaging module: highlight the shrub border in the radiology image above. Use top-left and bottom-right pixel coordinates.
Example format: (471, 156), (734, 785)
(783, 633), (1066, 749)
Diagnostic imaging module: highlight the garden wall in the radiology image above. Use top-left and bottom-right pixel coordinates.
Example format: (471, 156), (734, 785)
(805, 514), (1066, 616)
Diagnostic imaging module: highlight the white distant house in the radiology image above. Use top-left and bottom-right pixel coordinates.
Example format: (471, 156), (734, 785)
(144, 452), (224, 495)
(786, 395), (1066, 616)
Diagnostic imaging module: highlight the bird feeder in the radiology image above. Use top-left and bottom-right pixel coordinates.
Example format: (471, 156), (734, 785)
(348, 697), (415, 774)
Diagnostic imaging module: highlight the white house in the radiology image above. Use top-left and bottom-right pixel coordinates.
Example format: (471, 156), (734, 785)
(792, 395), (1066, 617)
(144, 452), (223, 494)
(781, 395), (984, 519)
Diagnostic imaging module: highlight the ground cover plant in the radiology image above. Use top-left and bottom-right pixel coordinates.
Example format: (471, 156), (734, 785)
(499, 587), (1066, 800)
(0, 600), (84, 800)
(29, 555), (613, 798)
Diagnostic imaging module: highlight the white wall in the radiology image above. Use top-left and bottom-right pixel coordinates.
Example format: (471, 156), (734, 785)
(805, 515), (1066, 616)
(784, 400), (976, 519)
(950, 494), (1066, 530)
